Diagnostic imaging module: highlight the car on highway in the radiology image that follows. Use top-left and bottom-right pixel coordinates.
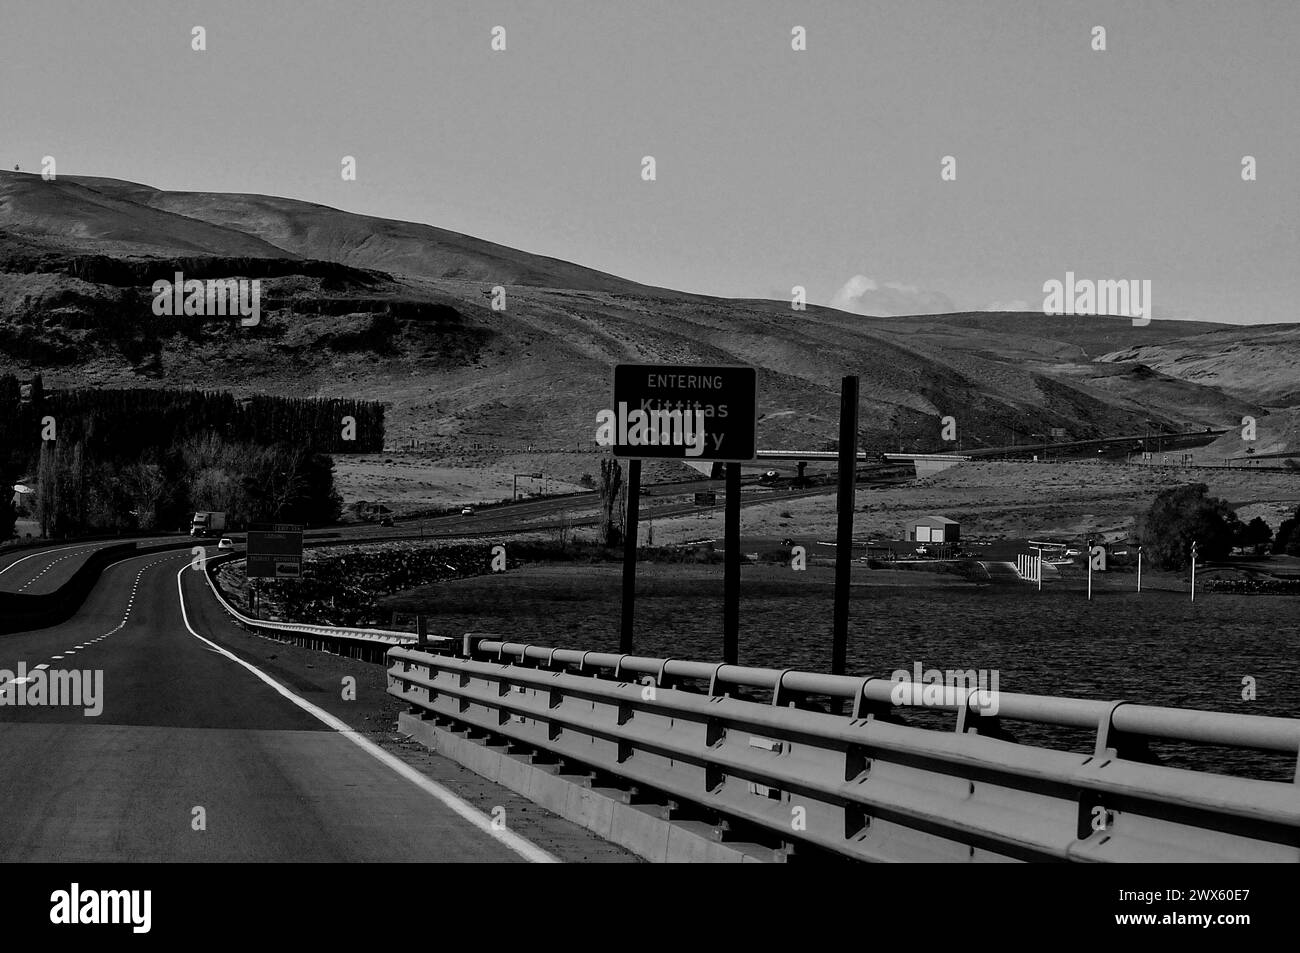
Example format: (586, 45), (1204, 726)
(461, 506), (475, 516)
(217, 538), (234, 550)
(1064, 548), (1081, 556)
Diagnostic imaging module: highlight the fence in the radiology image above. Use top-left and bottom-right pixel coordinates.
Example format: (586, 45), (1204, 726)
(1015, 553), (1042, 583)
(388, 638), (1300, 862)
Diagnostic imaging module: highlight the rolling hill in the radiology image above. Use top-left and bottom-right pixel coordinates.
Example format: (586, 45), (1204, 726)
(0, 170), (1287, 458)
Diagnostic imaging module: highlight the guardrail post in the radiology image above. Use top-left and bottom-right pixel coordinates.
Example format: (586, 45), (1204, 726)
(416, 614), (427, 647)
(1094, 701), (1158, 764)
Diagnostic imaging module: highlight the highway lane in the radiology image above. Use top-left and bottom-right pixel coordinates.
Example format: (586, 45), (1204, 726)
(0, 548), (551, 862)
(0, 536), (180, 595)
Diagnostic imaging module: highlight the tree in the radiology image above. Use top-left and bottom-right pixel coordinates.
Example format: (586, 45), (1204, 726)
(1136, 483), (1239, 570)
(121, 459), (169, 531)
(35, 440), (58, 537)
(0, 470), (15, 542)
(599, 457), (624, 547)
(1273, 506), (1300, 556)
(241, 444), (341, 526)
(1238, 516), (1273, 554)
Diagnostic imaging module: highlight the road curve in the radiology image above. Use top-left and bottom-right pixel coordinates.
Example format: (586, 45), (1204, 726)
(0, 548), (553, 862)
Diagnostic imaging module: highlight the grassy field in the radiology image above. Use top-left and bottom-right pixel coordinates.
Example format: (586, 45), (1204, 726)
(649, 460), (1300, 545)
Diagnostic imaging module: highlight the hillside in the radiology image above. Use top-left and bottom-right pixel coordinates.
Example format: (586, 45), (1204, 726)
(1097, 325), (1300, 407)
(0, 170), (1280, 456)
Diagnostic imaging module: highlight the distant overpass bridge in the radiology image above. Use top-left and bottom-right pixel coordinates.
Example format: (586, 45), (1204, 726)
(687, 450), (888, 479)
(883, 452), (971, 477)
(965, 429), (1230, 460)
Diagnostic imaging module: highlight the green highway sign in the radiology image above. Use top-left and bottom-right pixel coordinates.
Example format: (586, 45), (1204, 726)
(606, 364), (757, 462)
(246, 523), (304, 579)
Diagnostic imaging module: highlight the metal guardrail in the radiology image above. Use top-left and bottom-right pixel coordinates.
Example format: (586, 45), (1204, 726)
(201, 555), (447, 650)
(388, 639), (1300, 862)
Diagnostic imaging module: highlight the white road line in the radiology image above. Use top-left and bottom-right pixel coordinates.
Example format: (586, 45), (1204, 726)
(0, 542), (99, 578)
(173, 565), (557, 864)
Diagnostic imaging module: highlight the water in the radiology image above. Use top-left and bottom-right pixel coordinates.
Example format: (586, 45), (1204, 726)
(429, 573), (1300, 780)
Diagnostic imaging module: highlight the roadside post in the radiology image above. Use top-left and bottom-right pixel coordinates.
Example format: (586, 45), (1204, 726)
(620, 459), (641, 653)
(1087, 536), (1093, 601)
(1137, 545), (1142, 592)
(723, 461), (740, 663)
(609, 364), (757, 661)
(1191, 540), (1198, 602)
(831, 375), (859, 682)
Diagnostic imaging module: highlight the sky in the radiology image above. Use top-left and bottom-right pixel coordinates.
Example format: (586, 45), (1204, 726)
(3, 0), (1298, 324)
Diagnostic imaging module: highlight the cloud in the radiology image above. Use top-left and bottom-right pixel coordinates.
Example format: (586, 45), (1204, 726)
(983, 299), (1030, 312)
(830, 274), (957, 316)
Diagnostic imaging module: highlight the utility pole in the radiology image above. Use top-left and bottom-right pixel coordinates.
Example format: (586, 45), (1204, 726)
(1190, 540), (1198, 602)
(1137, 545), (1142, 592)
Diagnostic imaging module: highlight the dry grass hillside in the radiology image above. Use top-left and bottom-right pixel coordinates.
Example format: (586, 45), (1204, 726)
(0, 170), (1287, 458)
(1098, 325), (1300, 407)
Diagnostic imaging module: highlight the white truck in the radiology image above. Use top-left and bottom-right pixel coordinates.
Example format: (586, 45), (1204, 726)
(190, 511), (227, 537)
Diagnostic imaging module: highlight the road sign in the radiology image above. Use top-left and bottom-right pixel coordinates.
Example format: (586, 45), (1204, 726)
(609, 364), (756, 462)
(246, 523), (304, 579)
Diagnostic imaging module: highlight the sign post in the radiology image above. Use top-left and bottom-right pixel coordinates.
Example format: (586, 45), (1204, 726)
(831, 375), (859, 683)
(607, 364), (757, 660)
(620, 459), (641, 654)
(723, 462), (740, 664)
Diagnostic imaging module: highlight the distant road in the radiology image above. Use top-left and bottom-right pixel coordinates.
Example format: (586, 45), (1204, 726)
(328, 479), (858, 546)
(0, 537), (176, 595)
(0, 472), (866, 589)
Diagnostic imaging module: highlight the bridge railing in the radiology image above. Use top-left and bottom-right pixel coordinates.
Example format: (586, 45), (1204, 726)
(388, 638), (1300, 862)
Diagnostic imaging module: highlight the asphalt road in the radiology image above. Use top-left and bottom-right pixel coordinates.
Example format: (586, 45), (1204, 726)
(0, 548), (565, 862)
(0, 539), (174, 595)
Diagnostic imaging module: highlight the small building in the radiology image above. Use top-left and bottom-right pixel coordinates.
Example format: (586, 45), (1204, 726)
(907, 515), (959, 543)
